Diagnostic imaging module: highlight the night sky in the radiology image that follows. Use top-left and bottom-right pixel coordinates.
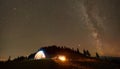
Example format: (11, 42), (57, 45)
(0, 0), (120, 60)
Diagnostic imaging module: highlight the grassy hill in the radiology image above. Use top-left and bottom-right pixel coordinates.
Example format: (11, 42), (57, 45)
(0, 58), (119, 69)
(0, 59), (58, 69)
(0, 46), (120, 69)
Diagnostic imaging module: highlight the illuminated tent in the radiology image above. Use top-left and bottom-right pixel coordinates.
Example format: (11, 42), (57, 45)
(34, 50), (46, 59)
(28, 45), (85, 60)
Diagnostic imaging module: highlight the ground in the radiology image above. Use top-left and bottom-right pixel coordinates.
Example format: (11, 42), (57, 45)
(0, 58), (119, 69)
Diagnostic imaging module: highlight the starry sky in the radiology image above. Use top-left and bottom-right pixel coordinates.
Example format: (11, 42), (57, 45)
(0, 0), (120, 60)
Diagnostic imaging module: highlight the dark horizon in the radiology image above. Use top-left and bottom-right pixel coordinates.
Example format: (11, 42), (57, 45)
(0, 0), (120, 60)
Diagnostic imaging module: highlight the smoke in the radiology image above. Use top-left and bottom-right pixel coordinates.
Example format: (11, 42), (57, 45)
(80, 0), (104, 55)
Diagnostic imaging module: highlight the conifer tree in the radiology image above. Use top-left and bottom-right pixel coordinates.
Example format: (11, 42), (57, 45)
(96, 52), (100, 58)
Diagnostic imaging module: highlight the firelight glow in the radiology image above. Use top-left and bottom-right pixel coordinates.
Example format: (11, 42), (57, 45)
(34, 51), (46, 60)
(58, 55), (66, 62)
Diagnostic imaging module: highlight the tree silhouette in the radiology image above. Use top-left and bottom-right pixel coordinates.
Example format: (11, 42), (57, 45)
(83, 49), (87, 56)
(28, 45), (84, 59)
(76, 48), (80, 54)
(96, 52), (100, 58)
(86, 50), (91, 57)
(7, 56), (11, 62)
(83, 49), (91, 57)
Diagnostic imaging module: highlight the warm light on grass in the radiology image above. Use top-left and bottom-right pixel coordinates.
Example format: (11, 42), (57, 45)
(58, 55), (66, 62)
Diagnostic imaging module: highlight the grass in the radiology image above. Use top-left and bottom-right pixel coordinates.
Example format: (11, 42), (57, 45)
(0, 58), (120, 69)
(0, 59), (58, 69)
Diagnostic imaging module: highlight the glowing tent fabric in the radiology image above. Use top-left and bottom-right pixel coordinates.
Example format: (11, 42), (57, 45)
(34, 51), (46, 59)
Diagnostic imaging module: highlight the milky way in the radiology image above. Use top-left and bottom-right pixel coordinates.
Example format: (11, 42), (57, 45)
(81, 0), (104, 55)
(0, 0), (120, 60)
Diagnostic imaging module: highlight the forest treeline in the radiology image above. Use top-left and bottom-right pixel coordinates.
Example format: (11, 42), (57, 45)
(8, 45), (100, 61)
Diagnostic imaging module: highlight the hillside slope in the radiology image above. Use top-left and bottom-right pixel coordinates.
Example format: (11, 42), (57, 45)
(0, 59), (119, 69)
